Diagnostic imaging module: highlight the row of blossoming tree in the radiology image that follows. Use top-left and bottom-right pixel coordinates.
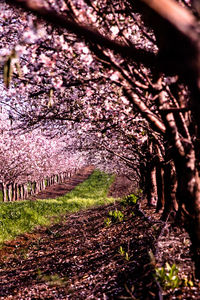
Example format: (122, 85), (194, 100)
(0, 106), (85, 201)
(1, 0), (200, 275)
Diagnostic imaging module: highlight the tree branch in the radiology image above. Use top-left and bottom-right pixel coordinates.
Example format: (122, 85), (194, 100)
(6, 0), (156, 66)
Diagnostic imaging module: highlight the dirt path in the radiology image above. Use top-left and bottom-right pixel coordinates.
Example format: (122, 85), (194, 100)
(29, 165), (95, 200)
(0, 170), (160, 299)
(0, 171), (199, 299)
(0, 204), (158, 299)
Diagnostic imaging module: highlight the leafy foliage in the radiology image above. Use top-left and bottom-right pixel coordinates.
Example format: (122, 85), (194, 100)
(122, 193), (139, 206)
(104, 217), (112, 227)
(104, 208), (124, 226)
(118, 246), (131, 261)
(154, 263), (182, 290)
(109, 209), (124, 222)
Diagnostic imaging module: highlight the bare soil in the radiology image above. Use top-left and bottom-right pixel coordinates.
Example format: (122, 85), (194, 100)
(29, 166), (95, 200)
(0, 170), (199, 299)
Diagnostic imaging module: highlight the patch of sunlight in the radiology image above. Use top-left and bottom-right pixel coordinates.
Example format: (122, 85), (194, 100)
(0, 170), (115, 245)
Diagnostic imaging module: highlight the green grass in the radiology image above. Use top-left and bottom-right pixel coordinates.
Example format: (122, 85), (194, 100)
(0, 170), (115, 245)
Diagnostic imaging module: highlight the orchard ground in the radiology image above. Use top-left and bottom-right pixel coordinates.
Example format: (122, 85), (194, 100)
(0, 168), (199, 299)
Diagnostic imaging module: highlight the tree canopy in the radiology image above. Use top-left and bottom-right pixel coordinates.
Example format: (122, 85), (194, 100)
(1, 0), (200, 276)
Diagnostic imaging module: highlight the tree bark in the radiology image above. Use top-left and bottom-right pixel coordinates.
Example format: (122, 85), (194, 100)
(174, 146), (200, 277)
(12, 183), (16, 201)
(21, 184), (25, 200)
(8, 184), (12, 202)
(15, 183), (20, 201)
(156, 161), (165, 212)
(24, 184), (28, 199)
(2, 183), (7, 202)
(161, 160), (177, 221)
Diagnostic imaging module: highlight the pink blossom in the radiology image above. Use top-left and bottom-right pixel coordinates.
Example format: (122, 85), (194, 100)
(110, 26), (119, 36)
(86, 88), (93, 97)
(82, 46), (89, 54)
(121, 96), (129, 105)
(22, 65), (29, 75)
(23, 29), (37, 44)
(39, 53), (56, 68)
(110, 72), (119, 81)
(52, 76), (63, 89)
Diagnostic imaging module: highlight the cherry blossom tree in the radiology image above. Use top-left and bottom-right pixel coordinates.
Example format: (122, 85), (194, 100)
(1, 0), (200, 275)
(0, 108), (85, 201)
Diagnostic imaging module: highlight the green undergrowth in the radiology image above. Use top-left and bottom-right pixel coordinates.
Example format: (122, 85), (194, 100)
(0, 170), (115, 245)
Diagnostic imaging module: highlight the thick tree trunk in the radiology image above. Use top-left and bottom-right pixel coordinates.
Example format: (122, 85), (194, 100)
(174, 147), (200, 277)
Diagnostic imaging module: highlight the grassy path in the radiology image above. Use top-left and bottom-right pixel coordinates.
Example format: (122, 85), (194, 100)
(0, 169), (115, 245)
(0, 169), (199, 299)
(0, 170), (159, 299)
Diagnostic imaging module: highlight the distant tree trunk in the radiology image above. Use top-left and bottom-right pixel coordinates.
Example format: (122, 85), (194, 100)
(46, 177), (50, 187)
(61, 173), (64, 182)
(155, 145), (165, 212)
(33, 181), (36, 194)
(39, 181), (42, 192)
(35, 182), (39, 194)
(146, 141), (157, 206)
(156, 162), (165, 212)
(2, 183), (7, 202)
(24, 184), (28, 199)
(148, 165), (157, 206)
(50, 176), (54, 185)
(15, 183), (20, 201)
(40, 180), (44, 191)
(161, 160), (178, 221)
(21, 184), (25, 200)
(18, 184), (22, 200)
(7, 184), (12, 201)
(29, 182), (33, 195)
(42, 179), (46, 190)
(58, 174), (62, 184)
(12, 183), (16, 201)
